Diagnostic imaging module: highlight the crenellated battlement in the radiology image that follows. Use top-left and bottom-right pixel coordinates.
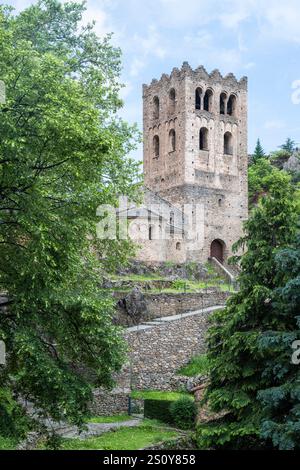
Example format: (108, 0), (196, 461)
(143, 62), (247, 95)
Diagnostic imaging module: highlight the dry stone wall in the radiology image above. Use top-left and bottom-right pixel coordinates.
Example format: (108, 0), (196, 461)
(115, 289), (229, 326)
(123, 307), (218, 391)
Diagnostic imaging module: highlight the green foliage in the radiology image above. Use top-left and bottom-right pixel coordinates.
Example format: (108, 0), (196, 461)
(248, 158), (285, 206)
(256, 235), (300, 449)
(170, 397), (197, 430)
(0, 0), (141, 428)
(144, 399), (174, 425)
(0, 388), (31, 438)
(269, 149), (291, 170)
(0, 435), (18, 450)
(280, 137), (296, 154)
(171, 279), (187, 291)
(197, 168), (299, 449)
(252, 138), (265, 164)
(178, 354), (210, 377)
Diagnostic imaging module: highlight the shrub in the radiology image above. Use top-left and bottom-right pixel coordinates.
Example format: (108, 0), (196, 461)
(170, 397), (197, 430)
(144, 399), (173, 425)
(178, 354), (210, 377)
(171, 279), (187, 291)
(0, 388), (30, 438)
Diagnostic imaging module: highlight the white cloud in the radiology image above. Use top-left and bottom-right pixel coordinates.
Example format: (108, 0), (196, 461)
(264, 120), (286, 130)
(244, 62), (256, 70)
(132, 25), (167, 59)
(119, 81), (133, 100)
(130, 58), (146, 77)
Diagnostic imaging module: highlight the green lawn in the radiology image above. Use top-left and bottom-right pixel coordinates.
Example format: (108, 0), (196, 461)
(0, 435), (18, 450)
(130, 390), (192, 401)
(178, 354), (210, 377)
(87, 414), (131, 424)
(60, 423), (178, 450)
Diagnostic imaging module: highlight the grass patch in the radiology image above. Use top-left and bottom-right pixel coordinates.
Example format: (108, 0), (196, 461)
(0, 435), (18, 450)
(110, 273), (165, 282)
(147, 278), (232, 294)
(86, 414), (131, 424)
(59, 423), (178, 450)
(131, 390), (191, 401)
(178, 354), (210, 377)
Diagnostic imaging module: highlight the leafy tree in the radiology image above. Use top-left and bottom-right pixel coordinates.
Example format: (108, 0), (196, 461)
(280, 138), (296, 154)
(252, 138), (265, 164)
(0, 0), (141, 430)
(197, 170), (299, 449)
(248, 158), (282, 206)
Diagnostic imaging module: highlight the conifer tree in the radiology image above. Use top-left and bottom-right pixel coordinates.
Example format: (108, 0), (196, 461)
(197, 170), (298, 449)
(252, 138), (265, 164)
(280, 137), (296, 155)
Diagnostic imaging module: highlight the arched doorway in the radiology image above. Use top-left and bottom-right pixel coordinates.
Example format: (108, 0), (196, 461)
(210, 239), (224, 263)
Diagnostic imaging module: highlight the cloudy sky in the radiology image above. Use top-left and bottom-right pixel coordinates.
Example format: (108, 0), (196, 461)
(6, 0), (300, 160)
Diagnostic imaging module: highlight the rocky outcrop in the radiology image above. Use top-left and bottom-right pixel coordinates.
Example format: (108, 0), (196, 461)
(117, 287), (149, 323)
(283, 152), (300, 172)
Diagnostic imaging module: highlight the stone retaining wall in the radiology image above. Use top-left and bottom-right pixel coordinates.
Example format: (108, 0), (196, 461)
(115, 289), (229, 326)
(143, 290), (228, 318)
(90, 388), (130, 416)
(124, 308), (216, 391)
(91, 300), (226, 414)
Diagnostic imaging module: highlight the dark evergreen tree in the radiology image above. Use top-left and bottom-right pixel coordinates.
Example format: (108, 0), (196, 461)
(280, 138), (296, 155)
(252, 138), (265, 164)
(197, 170), (299, 449)
(258, 234), (300, 449)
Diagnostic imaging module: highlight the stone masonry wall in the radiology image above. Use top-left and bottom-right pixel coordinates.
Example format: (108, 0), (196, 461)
(124, 307), (215, 391)
(142, 290), (228, 319)
(115, 289), (230, 326)
(90, 388), (130, 416)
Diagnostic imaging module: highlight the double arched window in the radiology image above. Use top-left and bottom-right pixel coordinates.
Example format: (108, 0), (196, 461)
(199, 127), (209, 150)
(195, 88), (213, 112)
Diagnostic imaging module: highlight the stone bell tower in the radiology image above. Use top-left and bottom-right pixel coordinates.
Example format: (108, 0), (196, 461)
(142, 62), (248, 263)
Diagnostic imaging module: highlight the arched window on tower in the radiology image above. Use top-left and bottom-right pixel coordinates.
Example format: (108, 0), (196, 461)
(153, 96), (159, 119)
(220, 92), (227, 115)
(199, 127), (209, 150)
(203, 89), (213, 112)
(169, 88), (176, 114)
(169, 129), (176, 152)
(224, 131), (233, 155)
(227, 94), (237, 116)
(153, 135), (160, 158)
(195, 87), (202, 110)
